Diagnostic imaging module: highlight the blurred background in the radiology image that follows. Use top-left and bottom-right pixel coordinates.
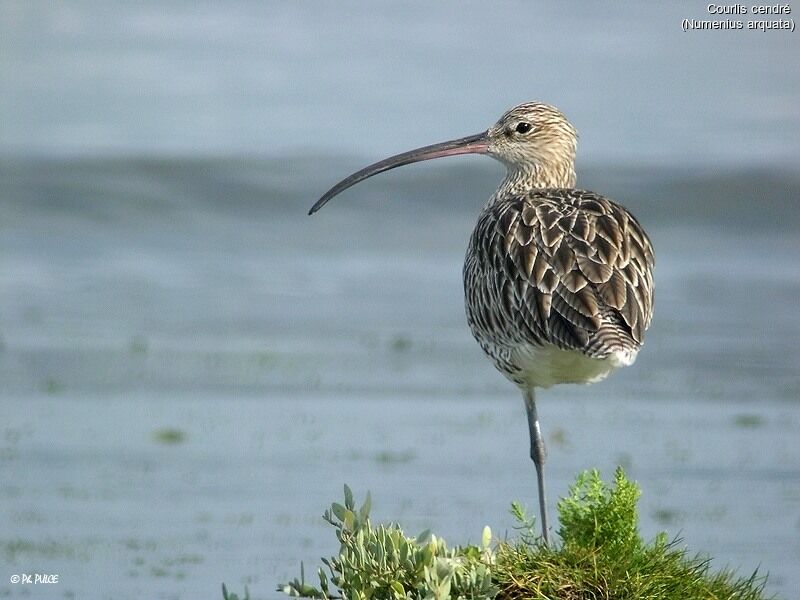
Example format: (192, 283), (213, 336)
(1, 3), (798, 599)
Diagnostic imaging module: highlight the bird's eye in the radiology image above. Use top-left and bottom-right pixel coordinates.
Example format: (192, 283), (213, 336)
(515, 122), (532, 134)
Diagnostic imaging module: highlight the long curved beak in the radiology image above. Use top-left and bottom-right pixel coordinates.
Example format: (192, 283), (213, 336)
(309, 131), (490, 215)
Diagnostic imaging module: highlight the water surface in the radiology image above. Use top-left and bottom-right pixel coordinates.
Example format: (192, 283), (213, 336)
(1, 159), (798, 598)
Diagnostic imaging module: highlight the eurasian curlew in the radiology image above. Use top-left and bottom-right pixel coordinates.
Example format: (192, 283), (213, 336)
(309, 102), (655, 544)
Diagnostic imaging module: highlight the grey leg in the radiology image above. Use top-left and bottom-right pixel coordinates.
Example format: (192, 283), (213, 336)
(524, 389), (549, 545)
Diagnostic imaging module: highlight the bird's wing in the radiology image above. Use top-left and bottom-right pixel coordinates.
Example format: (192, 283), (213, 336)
(465, 189), (654, 357)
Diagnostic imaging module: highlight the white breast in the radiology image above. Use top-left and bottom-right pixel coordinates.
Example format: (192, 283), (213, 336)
(510, 344), (638, 390)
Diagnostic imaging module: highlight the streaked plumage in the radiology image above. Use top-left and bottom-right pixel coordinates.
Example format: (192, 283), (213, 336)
(310, 101), (655, 545)
(464, 188), (654, 390)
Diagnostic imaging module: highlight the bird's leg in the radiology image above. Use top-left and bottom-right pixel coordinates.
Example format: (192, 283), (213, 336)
(524, 389), (549, 545)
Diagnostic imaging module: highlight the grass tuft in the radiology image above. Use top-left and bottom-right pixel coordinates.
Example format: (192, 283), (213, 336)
(224, 469), (773, 599)
(494, 469), (770, 600)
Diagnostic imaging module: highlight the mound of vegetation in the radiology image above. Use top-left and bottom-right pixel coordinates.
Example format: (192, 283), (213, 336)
(224, 468), (770, 600)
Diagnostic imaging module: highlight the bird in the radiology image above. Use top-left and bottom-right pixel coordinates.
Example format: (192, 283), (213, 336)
(309, 102), (654, 545)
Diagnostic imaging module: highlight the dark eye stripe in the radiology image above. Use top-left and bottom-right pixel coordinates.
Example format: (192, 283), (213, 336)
(515, 122), (532, 134)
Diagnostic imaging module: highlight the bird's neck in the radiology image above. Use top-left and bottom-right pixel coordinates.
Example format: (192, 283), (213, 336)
(490, 161), (576, 204)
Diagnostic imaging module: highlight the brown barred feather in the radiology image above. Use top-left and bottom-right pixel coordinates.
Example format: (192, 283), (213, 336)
(562, 270), (588, 293)
(463, 188), (655, 371)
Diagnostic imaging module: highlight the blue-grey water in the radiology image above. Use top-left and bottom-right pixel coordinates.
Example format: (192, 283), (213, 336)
(1, 3), (799, 600)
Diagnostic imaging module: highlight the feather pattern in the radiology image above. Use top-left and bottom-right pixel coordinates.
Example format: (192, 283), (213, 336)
(463, 188), (654, 387)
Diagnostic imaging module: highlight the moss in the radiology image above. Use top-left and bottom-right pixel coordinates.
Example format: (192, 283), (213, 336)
(390, 335), (412, 352)
(152, 428), (187, 445)
(374, 449), (416, 465)
(129, 335), (148, 355)
(495, 470), (769, 600)
(2, 538), (90, 563)
(733, 414), (764, 428)
(43, 378), (64, 395)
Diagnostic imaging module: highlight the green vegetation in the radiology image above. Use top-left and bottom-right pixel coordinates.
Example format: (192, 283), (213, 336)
(224, 469), (770, 599)
(390, 335), (412, 353)
(733, 414), (764, 428)
(278, 485), (494, 600)
(42, 377), (64, 395)
(493, 471), (769, 600)
(152, 427), (187, 445)
(374, 450), (416, 465)
(129, 335), (149, 355)
(2, 537), (91, 563)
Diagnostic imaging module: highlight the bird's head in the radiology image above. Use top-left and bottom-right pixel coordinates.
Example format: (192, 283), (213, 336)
(486, 102), (577, 173)
(310, 101), (578, 215)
